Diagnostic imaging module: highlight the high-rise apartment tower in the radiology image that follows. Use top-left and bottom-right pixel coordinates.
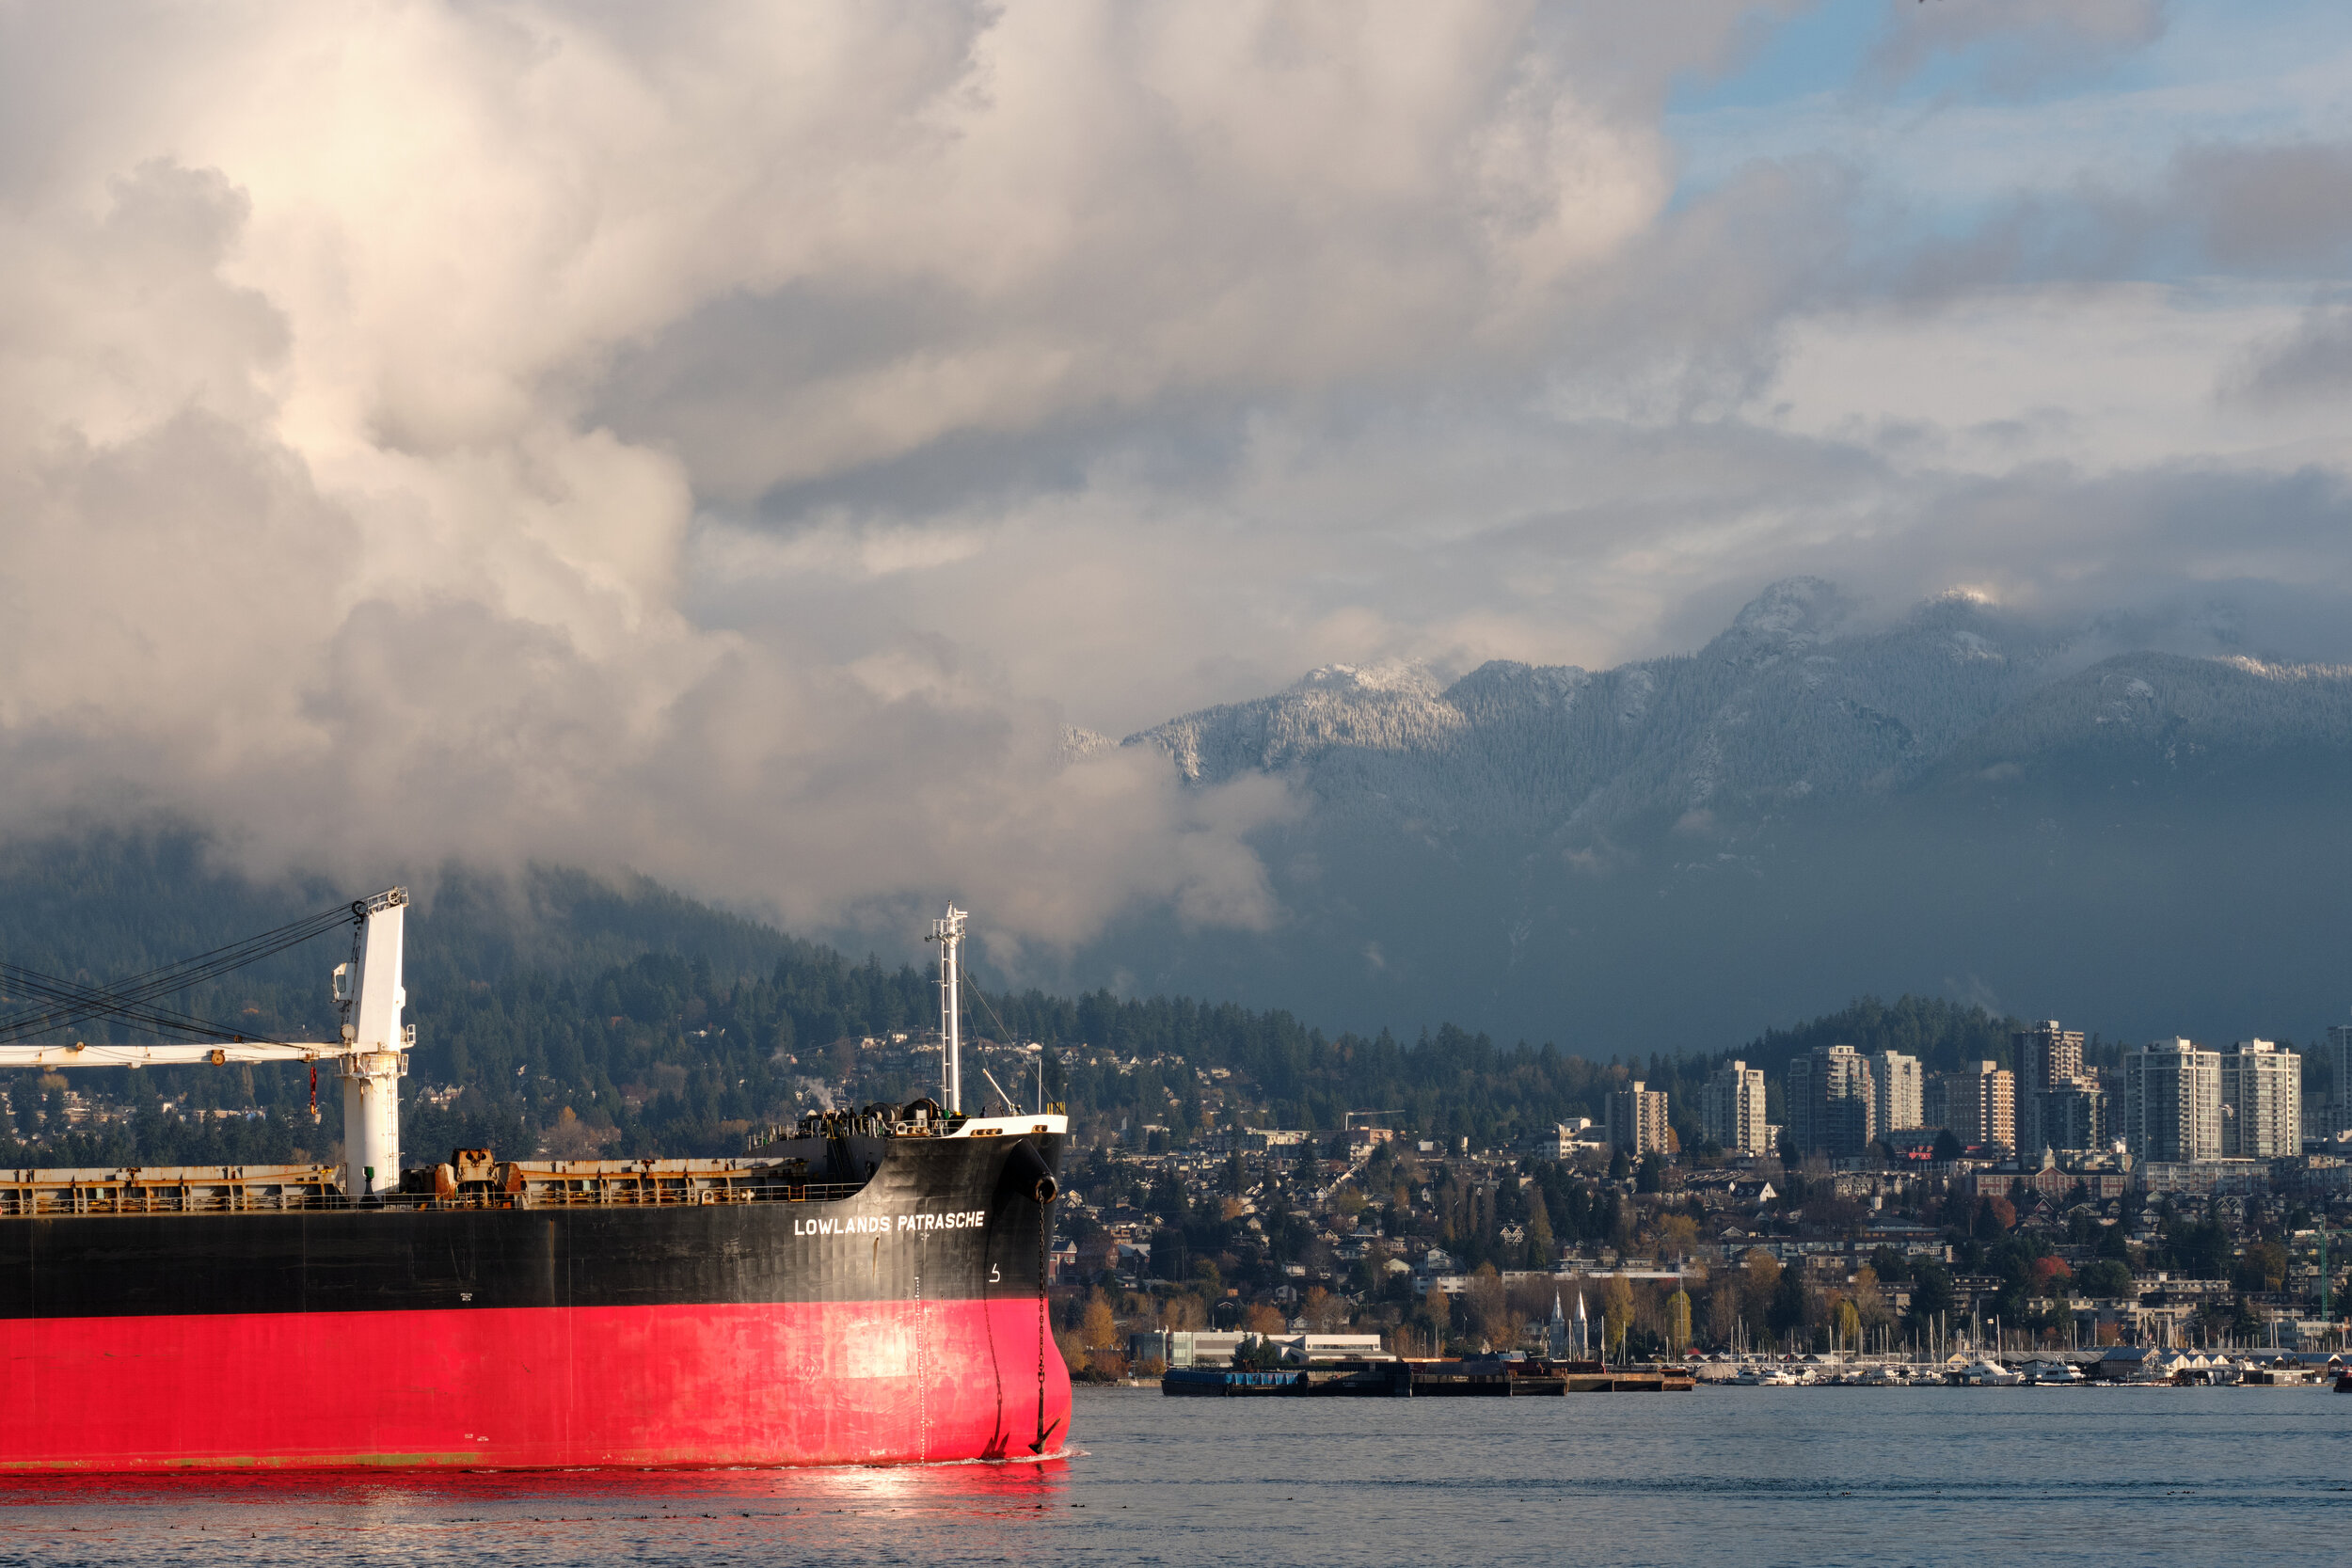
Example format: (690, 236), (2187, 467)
(2121, 1038), (2222, 1164)
(1936, 1060), (2016, 1151)
(1607, 1081), (1671, 1158)
(2219, 1039), (2300, 1158)
(1787, 1045), (1876, 1160)
(1698, 1060), (1770, 1156)
(2014, 1020), (2090, 1155)
(1867, 1051), (1924, 1136)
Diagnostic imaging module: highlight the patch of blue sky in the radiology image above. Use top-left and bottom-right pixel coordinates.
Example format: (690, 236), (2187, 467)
(1663, 0), (2352, 245)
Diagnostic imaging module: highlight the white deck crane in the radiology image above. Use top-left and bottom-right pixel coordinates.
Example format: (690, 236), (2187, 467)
(0, 888), (411, 1200)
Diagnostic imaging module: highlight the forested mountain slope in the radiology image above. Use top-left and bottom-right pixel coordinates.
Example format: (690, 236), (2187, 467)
(0, 832), (2063, 1169)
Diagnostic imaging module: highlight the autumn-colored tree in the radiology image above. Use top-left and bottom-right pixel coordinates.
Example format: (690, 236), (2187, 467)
(1081, 1292), (1120, 1353)
(1831, 1297), (1862, 1352)
(1243, 1302), (1287, 1336)
(1665, 1289), (1692, 1354)
(543, 1106), (604, 1159)
(1602, 1275), (1636, 1359)
(2029, 1256), (2074, 1291)
(1655, 1213), (1699, 1262)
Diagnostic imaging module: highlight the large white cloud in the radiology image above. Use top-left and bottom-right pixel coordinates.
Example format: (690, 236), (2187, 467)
(0, 1), (1764, 950)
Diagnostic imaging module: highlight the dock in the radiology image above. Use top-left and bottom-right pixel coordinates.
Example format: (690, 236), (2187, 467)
(1161, 1358), (1694, 1397)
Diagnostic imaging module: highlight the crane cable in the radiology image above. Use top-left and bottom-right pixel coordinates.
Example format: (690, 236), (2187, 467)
(0, 900), (365, 1045)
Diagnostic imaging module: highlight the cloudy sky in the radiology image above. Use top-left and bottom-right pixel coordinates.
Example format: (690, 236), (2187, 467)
(2, 0), (2347, 952)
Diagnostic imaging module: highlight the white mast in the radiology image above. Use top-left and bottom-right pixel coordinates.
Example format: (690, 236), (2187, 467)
(929, 904), (967, 1115)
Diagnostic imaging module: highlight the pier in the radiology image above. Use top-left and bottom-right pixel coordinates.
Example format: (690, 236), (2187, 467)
(1161, 1358), (1695, 1397)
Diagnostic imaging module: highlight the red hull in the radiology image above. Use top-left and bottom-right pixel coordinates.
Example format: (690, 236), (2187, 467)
(0, 1298), (1072, 1470)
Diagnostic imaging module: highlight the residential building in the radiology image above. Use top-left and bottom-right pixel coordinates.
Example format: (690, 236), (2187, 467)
(1936, 1060), (2016, 1151)
(1786, 1044), (1876, 1159)
(1534, 1118), (1604, 1160)
(2219, 1039), (2300, 1158)
(2042, 1081), (2106, 1153)
(2120, 1038), (2222, 1164)
(1867, 1050), (1924, 1135)
(1607, 1081), (1670, 1157)
(1698, 1059), (1770, 1156)
(2331, 1024), (2352, 1136)
(2014, 1020), (2089, 1155)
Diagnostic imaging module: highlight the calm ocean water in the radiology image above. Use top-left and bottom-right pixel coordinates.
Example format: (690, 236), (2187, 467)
(1, 1386), (2344, 1567)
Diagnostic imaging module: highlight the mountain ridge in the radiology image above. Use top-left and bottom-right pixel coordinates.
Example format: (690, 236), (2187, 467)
(1051, 581), (2352, 1050)
(1119, 581), (2352, 835)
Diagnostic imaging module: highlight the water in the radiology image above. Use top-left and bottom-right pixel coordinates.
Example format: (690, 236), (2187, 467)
(1, 1386), (2344, 1566)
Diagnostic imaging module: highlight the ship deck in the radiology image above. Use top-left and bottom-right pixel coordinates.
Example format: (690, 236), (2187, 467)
(0, 1112), (1063, 1219)
(0, 1158), (869, 1217)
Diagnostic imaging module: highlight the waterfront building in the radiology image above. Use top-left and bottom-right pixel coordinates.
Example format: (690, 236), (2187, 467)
(1698, 1060), (1770, 1155)
(1607, 1081), (1670, 1157)
(1787, 1044), (1876, 1159)
(2219, 1038), (2300, 1158)
(2120, 1038), (2222, 1164)
(1867, 1050), (1924, 1134)
(1934, 1060), (2016, 1151)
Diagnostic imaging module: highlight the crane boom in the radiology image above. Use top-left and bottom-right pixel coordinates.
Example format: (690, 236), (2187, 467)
(0, 1041), (342, 1068)
(0, 888), (411, 1200)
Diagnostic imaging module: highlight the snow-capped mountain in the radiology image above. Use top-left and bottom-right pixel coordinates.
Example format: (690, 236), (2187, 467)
(1067, 581), (2352, 1052)
(1125, 578), (2352, 844)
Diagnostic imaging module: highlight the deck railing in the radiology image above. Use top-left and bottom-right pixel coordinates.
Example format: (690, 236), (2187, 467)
(0, 1163), (872, 1218)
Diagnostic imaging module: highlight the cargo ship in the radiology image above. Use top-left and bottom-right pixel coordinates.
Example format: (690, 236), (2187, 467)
(0, 895), (1070, 1469)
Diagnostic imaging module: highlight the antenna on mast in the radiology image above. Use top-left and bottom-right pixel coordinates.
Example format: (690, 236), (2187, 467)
(928, 905), (967, 1115)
